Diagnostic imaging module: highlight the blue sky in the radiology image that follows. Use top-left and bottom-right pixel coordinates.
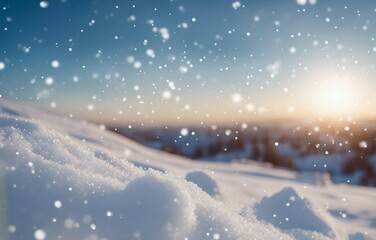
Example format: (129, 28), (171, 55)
(1, 0), (376, 126)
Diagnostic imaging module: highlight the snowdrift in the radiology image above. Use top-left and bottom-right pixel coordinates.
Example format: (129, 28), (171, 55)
(255, 187), (335, 239)
(0, 100), (375, 240)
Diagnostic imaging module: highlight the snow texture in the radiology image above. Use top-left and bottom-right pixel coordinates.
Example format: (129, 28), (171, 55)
(0, 100), (290, 239)
(1, 99), (376, 240)
(255, 187), (335, 238)
(185, 171), (220, 198)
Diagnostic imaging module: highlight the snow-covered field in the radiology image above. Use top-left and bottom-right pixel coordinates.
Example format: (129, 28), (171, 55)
(0, 99), (375, 240)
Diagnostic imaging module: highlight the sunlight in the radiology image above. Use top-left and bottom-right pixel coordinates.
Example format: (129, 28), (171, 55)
(315, 80), (355, 115)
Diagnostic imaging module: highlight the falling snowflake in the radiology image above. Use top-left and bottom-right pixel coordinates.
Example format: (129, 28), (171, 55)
(359, 141), (368, 149)
(159, 28), (170, 41)
(34, 229), (47, 240)
(232, 93), (242, 103)
(87, 104), (95, 111)
(232, 1), (241, 10)
(179, 66), (188, 74)
(133, 61), (142, 69)
(296, 0), (317, 5)
(54, 200), (62, 208)
(162, 90), (172, 99)
(51, 60), (60, 68)
(39, 1), (48, 8)
(180, 128), (189, 136)
(126, 55), (135, 63)
(146, 49), (155, 58)
(45, 77), (54, 85)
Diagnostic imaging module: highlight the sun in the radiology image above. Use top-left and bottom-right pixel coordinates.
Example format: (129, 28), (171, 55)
(314, 80), (355, 115)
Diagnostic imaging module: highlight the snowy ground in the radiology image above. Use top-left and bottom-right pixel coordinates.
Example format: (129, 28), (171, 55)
(0, 99), (375, 240)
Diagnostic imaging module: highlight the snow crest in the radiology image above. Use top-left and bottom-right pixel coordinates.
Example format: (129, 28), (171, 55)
(185, 171), (220, 198)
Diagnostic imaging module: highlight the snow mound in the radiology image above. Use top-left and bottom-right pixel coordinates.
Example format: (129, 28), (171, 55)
(255, 187), (335, 238)
(0, 100), (293, 240)
(97, 173), (196, 240)
(185, 171), (220, 198)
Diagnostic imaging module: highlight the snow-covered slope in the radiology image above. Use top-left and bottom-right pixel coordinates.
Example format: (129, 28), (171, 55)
(0, 99), (375, 240)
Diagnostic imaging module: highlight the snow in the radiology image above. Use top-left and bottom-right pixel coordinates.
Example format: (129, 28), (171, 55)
(146, 49), (155, 58)
(1, 100), (376, 239)
(34, 229), (46, 240)
(296, 0), (317, 5)
(180, 128), (189, 136)
(185, 171), (220, 198)
(162, 90), (172, 99)
(179, 65), (188, 74)
(44, 77), (54, 85)
(232, 1), (242, 10)
(39, 1), (49, 8)
(103, 173), (196, 239)
(133, 61), (142, 69)
(296, 0), (307, 5)
(54, 200), (62, 209)
(51, 60), (60, 68)
(126, 55), (135, 63)
(159, 28), (170, 41)
(255, 187), (335, 238)
(232, 93), (242, 103)
(72, 75), (79, 82)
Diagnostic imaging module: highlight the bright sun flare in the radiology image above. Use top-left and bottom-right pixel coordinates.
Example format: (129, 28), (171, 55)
(315, 80), (355, 115)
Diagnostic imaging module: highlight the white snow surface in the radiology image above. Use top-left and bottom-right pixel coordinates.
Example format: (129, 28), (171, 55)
(185, 171), (221, 198)
(0, 100), (375, 240)
(255, 187), (335, 239)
